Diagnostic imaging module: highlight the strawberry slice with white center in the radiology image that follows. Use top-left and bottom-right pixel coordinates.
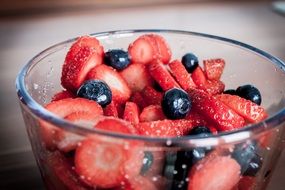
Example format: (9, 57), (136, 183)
(148, 61), (180, 91)
(139, 105), (166, 122)
(120, 63), (154, 92)
(87, 64), (131, 103)
(135, 119), (193, 137)
(188, 155), (241, 190)
(61, 36), (104, 91)
(40, 98), (103, 150)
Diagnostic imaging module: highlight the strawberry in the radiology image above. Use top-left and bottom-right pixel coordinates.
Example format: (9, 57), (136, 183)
(61, 36), (104, 91)
(203, 58), (225, 80)
(191, 66), (207, 88)
(148, 61), (180, 91)
(126, 176), (158, 190)
(46, 151), (90, 190)
(51, 90), (75, 102)
(120, 63), (154, 92)
(94, 117), (137, 135)
(141, 86), (163, 106)
(75, 137), (126, 188)
(188, 155), (241, 190)
(202, 79), (225, 95)
(130, 92), (148, 109)
(151, 34), (172, 64)
(87, 64), (131, 103)
(123, 102), (140, 125)
(135, 119), (193, 137)
(40, 98), (103, 150)
(139, 105), (166, 122)
(238, 176), (256, 190)
(128, 35), (155, 64)
(216, 94), (268, 123)
(168, 59), (196, 90)
(103, 101), (119, 117)
(188, 89), (245, 131)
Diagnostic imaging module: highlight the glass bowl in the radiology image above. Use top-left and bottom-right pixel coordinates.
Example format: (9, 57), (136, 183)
(16, 30), (285, 190)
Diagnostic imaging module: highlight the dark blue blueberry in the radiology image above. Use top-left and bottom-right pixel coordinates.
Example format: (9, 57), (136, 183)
(232, 141), (259, 174)
(162, 88), (191, 119)
(188, 126), (212, 137)
(104, 49), (130, 70)
(236, 84), (262, 105)
(223, 89), (237, 95)
(244, 153), (263, 176)
(140, 151), (154, 175)
(181, 53), (199, 73)
(77, 80), (112, 107)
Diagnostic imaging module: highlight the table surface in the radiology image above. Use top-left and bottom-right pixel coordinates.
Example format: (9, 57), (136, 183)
(0, 1), (285, 189)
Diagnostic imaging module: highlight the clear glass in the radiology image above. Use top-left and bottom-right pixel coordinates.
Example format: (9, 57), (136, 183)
(16, 30), (285, 190)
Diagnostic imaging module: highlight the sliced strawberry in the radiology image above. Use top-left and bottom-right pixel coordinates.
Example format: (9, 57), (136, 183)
(46, 151), (90, 190)
(136, 119), (193, 137)
(141, 86), (163, 106)
(130, 92), (148, 110)
(127, 176), (158, 190)
(61, 36), (104, 91)
(152, 34), (172, 64)
(128, 35), (155, 64)
(87, 64), (131, 103)
(188, 155), (241, 190)
(123, 102), (140, 125)
(120, 63), (154, 92)
(51, 90), (75, 102)
(139, 105), (166, 122)
(104, 101), (119, 117)
(188, 89), (245, 131)
(203, 58), (225, 80)
(148, 61), (180, 91)
(168, 59), (196, 90)
(238, 176), (256, 190)
(75, 137), (126, 188)
(40, 98), (103, 150)
(94, 117), (137, 135)
(216, 94), (268, 123)
(191, 66), (207, 88)
(202, 79), (225, 95)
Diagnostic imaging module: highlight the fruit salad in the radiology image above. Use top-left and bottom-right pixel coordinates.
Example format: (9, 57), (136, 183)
(40, 34), (269, 190)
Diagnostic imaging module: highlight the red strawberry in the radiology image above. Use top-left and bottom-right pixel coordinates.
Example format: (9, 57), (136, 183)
(94, 117), (137, 135)
(203, 58), (225, 80)
(191, 66), (207, 88)
(130, 92), (148, 109)
(46, 151), (90, 190)
(103, 101), (118, 117)
(123, 102), (140, 125)
(141, 86), (163, 106)
(238, 176), (256, 190)
(135, 119), (193, 137)
(168, 59), (196, 90)
(75, 137), (126, 188)
(51, 90), (75, 102)
(126, 176), (158, 190)
(202, 79), (225, 95)
(120, 63), (154, 92)
(148, 61), (180, 91)
(188, 89), (245, 131)
(152, 34), (172, 64)
(61, 36), (104, 91)
(128, 35), (155, 64)
(87, 64), (131, 103)
(139, 105), (166, 122)
(40, 98), (103, 150)
(188, 155), (241, 190)
(216, 94), (268, 123)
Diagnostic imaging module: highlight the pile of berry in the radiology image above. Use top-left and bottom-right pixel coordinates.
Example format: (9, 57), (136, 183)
(40, 34), (268, 190)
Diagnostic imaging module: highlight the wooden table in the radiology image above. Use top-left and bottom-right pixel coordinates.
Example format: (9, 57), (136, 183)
(0, 1), (284, 189)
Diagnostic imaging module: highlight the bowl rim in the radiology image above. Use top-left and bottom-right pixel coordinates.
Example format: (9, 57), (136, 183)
(15, 29), (285, 146)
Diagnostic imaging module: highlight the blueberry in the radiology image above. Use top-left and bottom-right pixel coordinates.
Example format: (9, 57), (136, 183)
(236, 84), (262, 105)
(140, 151), (154, 175)
(223, 89), (237, 95)
(77, 80), (112, 107)
(187, 126), (212, 137)
(244, 153), (263, 176)
(104, 49), (130, 70)
(232, 141), (259, 174)
(181, 53), (199, 73)
(162, 88), (191, 119)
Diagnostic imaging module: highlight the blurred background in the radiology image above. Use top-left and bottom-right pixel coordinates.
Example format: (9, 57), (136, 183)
(0, 0), (285, 189)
